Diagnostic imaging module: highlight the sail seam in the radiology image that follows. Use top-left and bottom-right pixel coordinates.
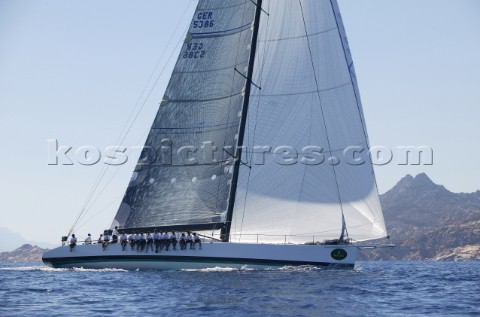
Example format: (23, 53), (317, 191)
(152, 121), (239, 131)
(173, 60), (249, 74)
(259, 27), (337, 43)
(144, 161), (233, 167)
(192, 22), (252, 38)
(250, 82), (352, 97)
(151, 126), (240, 135)
(197, 2), (245, 11)
(165, 91), (243, 103)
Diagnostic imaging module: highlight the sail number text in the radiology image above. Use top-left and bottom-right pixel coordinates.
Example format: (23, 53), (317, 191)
(193, 11), (214, 28)
(183, 42), (206, 59)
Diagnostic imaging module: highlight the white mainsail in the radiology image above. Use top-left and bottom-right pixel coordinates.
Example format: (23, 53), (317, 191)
(231, 0), (387, 243)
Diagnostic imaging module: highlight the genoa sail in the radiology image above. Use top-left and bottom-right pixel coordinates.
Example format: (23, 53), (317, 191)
(230, 0), (387, 243)
(112, 0), (258, 231)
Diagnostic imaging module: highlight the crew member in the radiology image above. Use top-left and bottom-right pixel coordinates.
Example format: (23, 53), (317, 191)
(139, 233), (146, 252)
(120, 232), (128, 251)
(102, 232), (111, 250)
(193, 233), (202, 250)
(129, 233), (136, 250)
(153, 230), (161, 253)
(84, 233), (92, 245)
(186, 232), (193, 250)
(112, 226), (119, 244)
(179, 233), (186, 250)
(69, 234), (77, 252)
(146, 232), (154, 253)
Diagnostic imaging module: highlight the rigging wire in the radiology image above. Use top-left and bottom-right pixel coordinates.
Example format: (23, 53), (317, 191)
(75, 194), (125, 232)
(298, 0), (348, 241)
(67, 1), (194, 236)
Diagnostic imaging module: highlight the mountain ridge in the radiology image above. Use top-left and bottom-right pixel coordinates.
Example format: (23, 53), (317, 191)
(0, 244), (48, 263)
(362, 173), (480, 260)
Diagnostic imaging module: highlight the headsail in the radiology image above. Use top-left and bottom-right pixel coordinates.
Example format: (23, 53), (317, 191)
(231, 0), (387, 243)
(112, 0), (257, 231)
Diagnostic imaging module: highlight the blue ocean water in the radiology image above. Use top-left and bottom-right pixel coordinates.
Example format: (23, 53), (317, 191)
(0, 261), (478, 316)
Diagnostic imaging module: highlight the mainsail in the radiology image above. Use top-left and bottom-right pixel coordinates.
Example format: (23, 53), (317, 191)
(112, 0), (257, 231)
(112, 0), (387, 243)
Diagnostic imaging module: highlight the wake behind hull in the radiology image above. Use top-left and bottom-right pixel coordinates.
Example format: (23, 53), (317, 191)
(42, 242), (358, 270)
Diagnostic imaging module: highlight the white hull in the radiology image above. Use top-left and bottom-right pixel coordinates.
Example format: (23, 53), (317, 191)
(42, 242), (358, 270)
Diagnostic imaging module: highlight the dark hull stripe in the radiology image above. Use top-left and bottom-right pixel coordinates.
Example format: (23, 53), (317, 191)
(42, 255), (354, 269)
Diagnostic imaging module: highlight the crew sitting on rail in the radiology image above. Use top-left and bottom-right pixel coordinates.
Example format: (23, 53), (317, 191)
(179, 233), (186, 250)
(186, 232), (193, 250)
(160, 232), (167, 251)
(146, 232), (154, 253)
(69, 234), (77, 252)
(168, 231), (177, 251)
(84, 233), (92, 245)
(128, 233), (136, 250)
(136, 233), (141, 251)
(111, 227), (119, 244)
(153, 230), (161, 253)
(102, 232), (111, 250)
(120, 233), (128, 251)
(97, 233), (103, 244)
(193, 233), (201, 250)
(138, 233), (146, 252)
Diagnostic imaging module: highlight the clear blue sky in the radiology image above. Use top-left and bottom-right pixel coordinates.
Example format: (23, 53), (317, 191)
(1, 0), (479, 244)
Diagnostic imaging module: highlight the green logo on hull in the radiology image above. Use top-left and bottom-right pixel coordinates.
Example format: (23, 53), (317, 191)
(331, 249), (348, 261)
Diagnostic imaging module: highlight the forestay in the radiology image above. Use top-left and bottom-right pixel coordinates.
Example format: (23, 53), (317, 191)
(231, 0), (387, 243)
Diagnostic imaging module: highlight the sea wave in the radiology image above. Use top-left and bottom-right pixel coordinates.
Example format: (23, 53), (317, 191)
(182, 266), (251, 272)
(0, 266), (128, 273)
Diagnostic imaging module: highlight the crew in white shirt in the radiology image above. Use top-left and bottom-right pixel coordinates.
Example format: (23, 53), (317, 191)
(69, 234), (77, 252)
(167, 231), (177, 251)
(102, 233), (111, 250)
(193, 233), (202, 250)
(179, 233), (186, 250)
(120, 233), (128, 251)
(128, 233), (136, 250)
(84, 233), (92, 245)
(138, 233), (146, 252)
(146, 233), (154, 253)
(135, 233), (141, 251)
(153, 230), (161, 253)
(112, 227), (119, 244)
(186, 232), (193, 250)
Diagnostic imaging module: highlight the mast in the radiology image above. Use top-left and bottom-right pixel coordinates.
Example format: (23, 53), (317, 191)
(221, 0), (263, 242)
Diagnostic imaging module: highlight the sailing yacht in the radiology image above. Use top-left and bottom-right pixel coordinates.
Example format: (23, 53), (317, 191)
(43, 0), (391, 270)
